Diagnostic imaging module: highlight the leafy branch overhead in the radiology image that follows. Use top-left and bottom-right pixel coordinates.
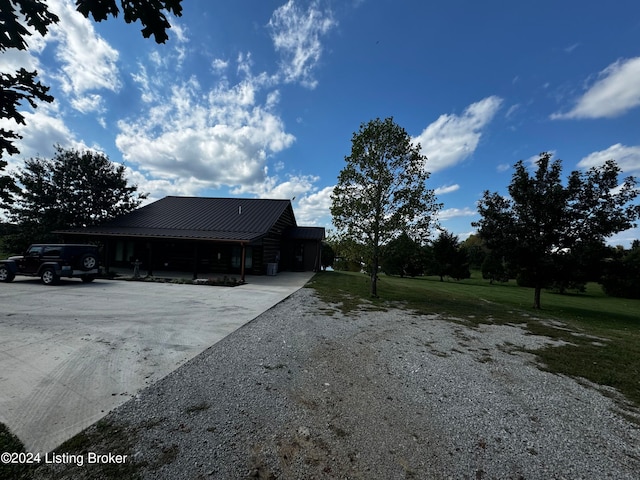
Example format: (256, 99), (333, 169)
(76, 0), (183, 44)
(0, 0), (183, 160)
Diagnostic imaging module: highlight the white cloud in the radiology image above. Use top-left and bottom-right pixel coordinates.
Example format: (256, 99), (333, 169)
(170, 21), (189, 44)
(413, 96), (503, 172)
(131, 65), (157, 103)
(438, 207), (477, 221)
(0, 46), (43, 75)
(606, 227), (640, 249)
(505, 103), (520, 119)
(0, 105), (88, 166)
(577, 144), (640, 175)
(47, 0), (120, 113)
(125, 169), (210, 204)
(116, 61), (295, 190)
(231, 175), (332, 226)
(564, 43), (580, 54)
(552, 57), (640, 119)
(233, 174), (319, 200)
(496, 163), (511, 173)
(212, 58), (229, 73)
(268, 0), (336, 88)
(296, 185), (334, 226)
(434, 184), (460, 195)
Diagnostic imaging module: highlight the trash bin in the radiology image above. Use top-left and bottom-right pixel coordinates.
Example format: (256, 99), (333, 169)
(267, 263), (278, 276)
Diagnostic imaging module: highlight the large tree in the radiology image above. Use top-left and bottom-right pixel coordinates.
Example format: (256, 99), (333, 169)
(9, 146), (146, 246)
(429, 229), (470, 281)
(1, 0), (183, 159)
(381, 232), (425, 278)
(600, 242), (640, 299)
(331, 117), (439, 296)
(473, 152), (639, 309)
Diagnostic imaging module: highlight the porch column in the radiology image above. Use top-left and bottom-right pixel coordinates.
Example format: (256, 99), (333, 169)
(192, 243), (199, 280)
(240, 242), (246, 283)
(104, 238), (111, 273)
(146, 242), (153, 276)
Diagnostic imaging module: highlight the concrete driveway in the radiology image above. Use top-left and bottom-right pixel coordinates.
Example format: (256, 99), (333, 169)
(0, 272), (313, 453)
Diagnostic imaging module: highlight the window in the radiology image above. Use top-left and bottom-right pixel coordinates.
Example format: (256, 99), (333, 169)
(27, 246), (42, 256)
(43, 246), (62, 257)
(231, 246), (252, 269)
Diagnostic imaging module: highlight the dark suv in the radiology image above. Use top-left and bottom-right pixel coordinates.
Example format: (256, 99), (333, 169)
(0, 244), (100, 285)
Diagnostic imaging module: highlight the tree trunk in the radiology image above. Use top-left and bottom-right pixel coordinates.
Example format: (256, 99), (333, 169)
(533, 285), (542, 309)
(370, 255), (378, 297)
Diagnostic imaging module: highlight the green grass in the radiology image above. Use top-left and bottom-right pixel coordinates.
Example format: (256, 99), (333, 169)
(307, 270), (640, 410)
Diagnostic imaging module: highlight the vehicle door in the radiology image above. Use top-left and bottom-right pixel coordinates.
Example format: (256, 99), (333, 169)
(22, 245), (43, 273)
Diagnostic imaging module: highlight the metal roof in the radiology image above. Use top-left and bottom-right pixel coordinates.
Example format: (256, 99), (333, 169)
(284, 226), (326, 241)
(59, 196), (296, 242)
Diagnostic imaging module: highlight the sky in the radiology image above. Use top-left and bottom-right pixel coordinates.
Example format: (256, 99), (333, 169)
(2, 0), (640, 246)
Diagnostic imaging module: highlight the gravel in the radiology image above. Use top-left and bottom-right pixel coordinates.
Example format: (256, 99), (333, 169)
(33, 287), (640, 479)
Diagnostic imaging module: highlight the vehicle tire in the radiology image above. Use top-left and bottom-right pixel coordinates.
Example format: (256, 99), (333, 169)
(80, 254), (98, 271)
(81, 275), (95, 283)
(0, 265), (15, 282)
(41, 268), (59, 285)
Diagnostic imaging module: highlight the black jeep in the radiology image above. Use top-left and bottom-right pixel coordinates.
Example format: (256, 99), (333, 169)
(0, 244), (101, 285)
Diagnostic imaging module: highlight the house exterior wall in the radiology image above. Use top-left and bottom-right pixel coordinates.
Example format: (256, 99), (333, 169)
(58, 198), (314, 275)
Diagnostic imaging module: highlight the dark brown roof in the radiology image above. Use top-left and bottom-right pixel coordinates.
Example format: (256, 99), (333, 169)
(59, 196), (296, 242)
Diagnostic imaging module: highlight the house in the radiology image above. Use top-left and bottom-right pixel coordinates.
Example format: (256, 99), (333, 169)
(58, 196), (325, 281)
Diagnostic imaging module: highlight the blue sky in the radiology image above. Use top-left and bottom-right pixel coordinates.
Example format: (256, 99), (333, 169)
(3, 0), (640, 246)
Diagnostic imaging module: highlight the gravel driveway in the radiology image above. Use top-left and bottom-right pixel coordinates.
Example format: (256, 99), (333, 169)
(32, 287), (640, 479)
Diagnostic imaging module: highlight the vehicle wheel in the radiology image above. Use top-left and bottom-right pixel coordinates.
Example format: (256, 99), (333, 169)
(41, 268), (59, 285)
(0, 265), (15, 282)
(80, 254), (98, 271)
(81, 275), (95, 283)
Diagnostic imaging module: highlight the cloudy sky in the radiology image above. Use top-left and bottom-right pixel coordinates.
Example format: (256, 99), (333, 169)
(3, 0), (640, 245)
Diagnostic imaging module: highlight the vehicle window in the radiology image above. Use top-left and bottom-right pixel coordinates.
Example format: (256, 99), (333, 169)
(27, 246), (42, 255)
(43, 246), (62, 256)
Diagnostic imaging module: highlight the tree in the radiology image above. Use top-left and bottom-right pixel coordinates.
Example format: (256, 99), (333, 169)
(429, 230), (470, 281)
(381, 232), (425, 277)
(9, 146), (147, 247)
(326, 230), (366, 272)
(1, 0), (183, 159)
(600, 242), (640, 299)
(331, 117), (439, 296)
(474, 152), (640, 309)
(461, 233), (487, 269)
(320, 242), (335, 270)
(0, 159), (20, 208)
(481, 249), (509, 284)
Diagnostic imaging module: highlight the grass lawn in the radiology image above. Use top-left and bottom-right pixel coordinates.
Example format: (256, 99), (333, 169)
(307, 270), (640, 411)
